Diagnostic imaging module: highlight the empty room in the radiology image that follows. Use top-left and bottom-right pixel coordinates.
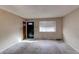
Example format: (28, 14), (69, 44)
(0, 5), (79, 54)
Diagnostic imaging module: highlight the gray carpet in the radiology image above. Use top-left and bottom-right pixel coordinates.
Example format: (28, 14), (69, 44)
(0, 40), (78, 54)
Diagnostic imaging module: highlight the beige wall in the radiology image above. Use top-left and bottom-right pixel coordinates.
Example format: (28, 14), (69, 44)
(63, 8), (79, 52)
(34, 17), (63, 39)
(0, 9), (23, 51)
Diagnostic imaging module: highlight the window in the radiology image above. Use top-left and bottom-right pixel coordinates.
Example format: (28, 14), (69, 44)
(39, 21), (56, 32)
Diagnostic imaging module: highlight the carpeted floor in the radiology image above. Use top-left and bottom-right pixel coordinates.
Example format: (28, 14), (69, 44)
(0, 40), (78, 54)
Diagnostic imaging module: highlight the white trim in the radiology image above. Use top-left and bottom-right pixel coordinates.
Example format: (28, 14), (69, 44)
(65, 41), (79, 53)
(0, 43), (17, 53)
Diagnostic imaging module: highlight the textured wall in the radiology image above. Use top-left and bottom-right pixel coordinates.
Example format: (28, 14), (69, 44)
(34, 17), (63, 39)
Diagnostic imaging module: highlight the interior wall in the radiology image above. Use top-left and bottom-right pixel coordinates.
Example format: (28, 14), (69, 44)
(0, 9), (23, 51)
(63, 8), (79, 52)
(34, 17), (63, 39)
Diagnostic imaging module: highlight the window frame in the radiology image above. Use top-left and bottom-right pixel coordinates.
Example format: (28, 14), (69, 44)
(39, 21), (56, 32)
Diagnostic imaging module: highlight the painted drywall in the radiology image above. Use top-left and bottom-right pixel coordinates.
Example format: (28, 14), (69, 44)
(63, 8), (79, 52)
(34, 17), (63, 39)
(0, 9), (23, 51)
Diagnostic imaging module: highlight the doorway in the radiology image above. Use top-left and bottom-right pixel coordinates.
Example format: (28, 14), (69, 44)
(27, 22), (34, 39)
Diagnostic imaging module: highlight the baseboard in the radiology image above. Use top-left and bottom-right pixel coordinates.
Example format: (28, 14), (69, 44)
(0, 42), (17, 53)
(65, 41), (79, 53)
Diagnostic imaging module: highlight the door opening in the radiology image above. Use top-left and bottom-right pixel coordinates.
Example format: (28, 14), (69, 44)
(27, 22), (34, 39)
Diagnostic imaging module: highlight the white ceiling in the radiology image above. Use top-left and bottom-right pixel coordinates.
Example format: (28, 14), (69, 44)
(0, 5), (79, 19)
